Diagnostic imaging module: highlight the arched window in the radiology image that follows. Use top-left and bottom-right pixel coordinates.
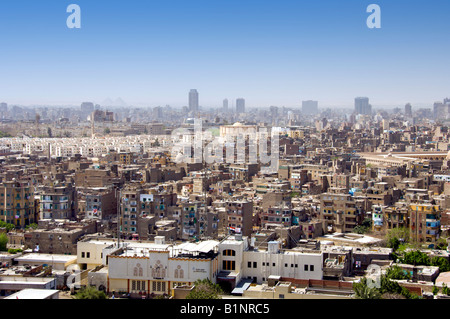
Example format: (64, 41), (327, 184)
(134, 263), (143, 277)
(223, 249), (236, 256)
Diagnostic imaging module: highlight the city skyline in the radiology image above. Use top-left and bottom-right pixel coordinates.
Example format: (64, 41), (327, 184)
(0, 0), (449, 107)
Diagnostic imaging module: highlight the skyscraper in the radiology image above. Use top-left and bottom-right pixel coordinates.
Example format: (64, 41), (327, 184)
(223, 99), (229, 112)
(405, 103), (412, 118)
(355, 97), (372, 115)
(236, 98), (245, 114)
(81, 102), (94, 113)
(189, 89), (199, 113)
(0, 102), (7, 113)
(302, 100), (319, 115)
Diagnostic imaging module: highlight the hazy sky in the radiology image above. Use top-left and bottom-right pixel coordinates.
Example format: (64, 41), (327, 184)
(0, 0), (449, 108)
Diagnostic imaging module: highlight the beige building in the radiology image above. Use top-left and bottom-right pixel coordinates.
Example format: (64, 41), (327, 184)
(242, 281), (352, 299)
(14, 253), (77, 271)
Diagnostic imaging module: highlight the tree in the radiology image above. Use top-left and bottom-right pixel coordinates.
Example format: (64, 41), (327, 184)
(47, 127), (52, 137)
(353, 225), (367, 235)
(353, 278), (381, 299)
(186, 279), (223, 299)
(432, 285), (439, 296)
(26, 223), (38, 230)
(152, 138), (160, 147)
(434, 237), (448, 250)
(7, 248), (22, 254)
(361, 218), (372, 229)
(442, 283), (450, 296)
(104, 128), (111, 135)
(72, 286), (108, 299)
(0, 131), (12, 138)
(385, 227), (410, 251)
(0, 221), (15, 232)
(353, 273), (421, 299)
(0, 233), (8, 251)
(431, 256), (450, 273)
(353, 218), (372, 235)
(387, 237), (401, 251)
(385, 265), (411, 280)
(401, 250), (430, 266)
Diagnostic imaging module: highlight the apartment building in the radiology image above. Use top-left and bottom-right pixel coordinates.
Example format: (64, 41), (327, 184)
(0, 180), (36, 228)
(226, 201), (253, 237)
(82, 187), (117, 220)
(319, 193), (359, 233)
(261, 205), (293, 229)
(120, 187), (142, 238)
(409, 203), (441, 243)
(38, 183), (77, 220)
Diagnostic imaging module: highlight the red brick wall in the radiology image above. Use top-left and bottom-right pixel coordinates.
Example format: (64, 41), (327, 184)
(280, 278), (353, 290)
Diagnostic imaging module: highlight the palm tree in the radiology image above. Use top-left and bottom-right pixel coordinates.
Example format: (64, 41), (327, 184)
(353, 278), (381, 299)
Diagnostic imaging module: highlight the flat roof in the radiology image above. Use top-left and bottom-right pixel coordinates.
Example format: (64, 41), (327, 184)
(5, 289), (59, 299)
(14, 253), (77, 264)
(231, 279), (253, 295)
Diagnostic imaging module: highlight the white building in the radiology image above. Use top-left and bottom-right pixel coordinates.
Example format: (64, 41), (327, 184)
(217, 235), (323, 291)
(78, 236), (324, 298)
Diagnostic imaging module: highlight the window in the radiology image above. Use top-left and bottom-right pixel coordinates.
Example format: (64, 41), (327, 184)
(81, 252), (85, 258)
(253, 262), (257, 268)
(273, 263), (275, 267)
(223, 260), (235, 271)
(310, 265), (314, 272)
(248, 261), (252, 268)
(304, 265), (308, 271)
(223, 250), (236, 256)
(87, 252), (90, 258)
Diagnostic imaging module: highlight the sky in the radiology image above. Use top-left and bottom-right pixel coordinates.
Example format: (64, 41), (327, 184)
(0, 0), (449, 109)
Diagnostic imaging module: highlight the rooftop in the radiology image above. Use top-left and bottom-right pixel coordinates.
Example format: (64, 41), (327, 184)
(4, 289), (59, 299)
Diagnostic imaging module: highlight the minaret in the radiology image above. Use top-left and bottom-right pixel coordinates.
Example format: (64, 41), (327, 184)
(91, 111), (95, 138)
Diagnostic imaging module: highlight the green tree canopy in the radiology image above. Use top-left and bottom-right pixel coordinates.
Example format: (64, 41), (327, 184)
(385, 265), (411, 280)
(0, 233), (8, 251)
(353, 278), (381, 299)
(72, 286), (108, 299)
(0, 131), (12, 138)
(353, 273), (421, 299)
(26, 223), (38, 230)
(0, 221), (15, 232)
(385, 227), (410, 250)
(401, 250), (430, 266)
(186, 279), (223, 299)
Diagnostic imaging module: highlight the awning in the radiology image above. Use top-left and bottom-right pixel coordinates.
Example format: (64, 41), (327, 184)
(231, 278), (253, 295)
